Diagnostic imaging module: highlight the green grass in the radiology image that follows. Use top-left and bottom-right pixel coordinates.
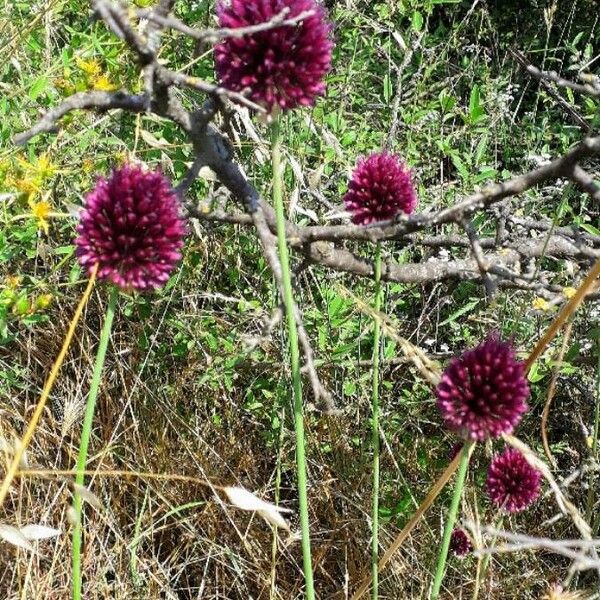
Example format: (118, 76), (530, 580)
(1, 0), (599, 598)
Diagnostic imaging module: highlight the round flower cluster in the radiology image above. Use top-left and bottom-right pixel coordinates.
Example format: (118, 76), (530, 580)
(75, 165), (186, 291)
(450, 528), (472, 558)
(343, 152), (417, 225)
(485, 448), (542, 513)
(214, 0), (334, 112)
(436, 335), (529, 441)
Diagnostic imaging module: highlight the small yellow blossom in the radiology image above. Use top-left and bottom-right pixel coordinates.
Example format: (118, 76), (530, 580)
(114, 151), (129, 165)
(16, 153), (56, 179)
(11, 177), (40, 201)
(75, 57), (102, 77)
(5, 275), (22, 290)
(563, 287), (577, 299)
(91, 74), (118, 92)
(35, 154), (57, 179)
(34, 294), (53, 310)
(82, 158), (95, 173)
(532, 297), (550, 311)
(28, 199), (51, 234)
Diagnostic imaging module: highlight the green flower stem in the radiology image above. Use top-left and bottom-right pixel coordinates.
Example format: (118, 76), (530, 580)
(271, 117), (314, 600)
(72, 285), (118, 600)
(370, 242), (383, 599)
(586, 339), (600, 529)
(430, 441), (474, 600)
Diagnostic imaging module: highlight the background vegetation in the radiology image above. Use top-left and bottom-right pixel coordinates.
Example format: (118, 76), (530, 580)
(0, 0), (599, 598)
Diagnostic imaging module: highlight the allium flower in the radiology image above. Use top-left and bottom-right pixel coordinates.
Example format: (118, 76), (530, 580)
(75, 165), (186, 291)
(436, 335), (529, 441)
(343, 152), (417, 225)
(214, 0), (334, 112)
(449, 528), (472, 558)
(485, 448), (542, 513)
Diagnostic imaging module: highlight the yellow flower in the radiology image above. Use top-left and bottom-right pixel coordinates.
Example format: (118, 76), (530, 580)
(90, 74), (118, 92)
(532, 297), (550, 311)
(12, 177), (40, 201)
(28, 198), (51, 234)
(563, 287), (577, 299)
(16, 153), (56, 179)
(34, 294), (53, 310)
(35, 154), (57, 179)
(82, 158), (95, 173)
(5, 275), (22, 290)
(75, 57), (102, 77)
(114, 151), (129, 165)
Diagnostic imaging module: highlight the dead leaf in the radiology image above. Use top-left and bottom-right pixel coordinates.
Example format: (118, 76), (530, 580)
(20, 524), (61, 541)
(0, 524), (34, 551)
(223, 486), (292, 530)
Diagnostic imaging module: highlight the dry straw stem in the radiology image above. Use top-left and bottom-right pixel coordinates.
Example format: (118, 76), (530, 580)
(525, 257), (600, 371)
(348, 447), (470, 600)
(348, 257), (600, 599)
(502, 435), (593, 542)
(0, 264), (98, 509)
(541, 319), (574, 467)
(466, 521), (600, 573)
(336, 284), (442, 386)
(18, 468), (292, 530)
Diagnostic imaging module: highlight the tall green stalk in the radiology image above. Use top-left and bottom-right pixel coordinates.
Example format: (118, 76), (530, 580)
(72, 285), (118, 600)
(370, 242), (383, 599)
(271, 117), (314, 599)
(586, 339), (600, 530)
(430, 441), (473, 600)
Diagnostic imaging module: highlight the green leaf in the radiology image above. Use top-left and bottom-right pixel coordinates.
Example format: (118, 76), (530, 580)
(580, 223), (600, 236)
(412, 11), (423, 32)
(439, 299), (480, 327)
(468, 85), (485, 124)
(527, 361), (546, 383)
(450, 153), (470, 182)
(383, 72), (392, 103)
(29, 77), (49, 101)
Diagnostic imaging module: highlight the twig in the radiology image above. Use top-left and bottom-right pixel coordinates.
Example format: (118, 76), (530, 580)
(511, 49), (600, 99)
(137, 7), (315, 44)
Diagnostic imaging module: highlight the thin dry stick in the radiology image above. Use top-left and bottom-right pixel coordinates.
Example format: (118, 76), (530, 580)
(525, 257), (600, 371)
(349, 449), (465, 600)
(541, 320), (574, 467)
(0, 265), (98, 508)
(18, 467), (212, 488)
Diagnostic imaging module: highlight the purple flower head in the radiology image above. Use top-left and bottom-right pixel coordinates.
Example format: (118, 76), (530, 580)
(75, 165), (186, 291)
(214, 0), (334, 112)
(450, 528), (472, 558)
(485, 448), (542, 513)
(343, 152), (417, 226)
(436, 335), (529, 441)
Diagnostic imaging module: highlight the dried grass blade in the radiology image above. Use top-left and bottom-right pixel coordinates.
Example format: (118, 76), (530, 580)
(350, 448), (468, 600)
(0, 265), (98, 508)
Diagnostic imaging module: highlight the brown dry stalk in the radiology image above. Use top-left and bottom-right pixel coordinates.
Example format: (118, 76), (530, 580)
(503, 434), (592, 541)
(349, 258), (600, 599)
(336, 284), (442, 385)
(541, 320), (574, 467)
(0, 265), (98, 509)
(525, 257), (600, 371)
(349, 448), (469, 600)
(18, 468), (213, 488)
